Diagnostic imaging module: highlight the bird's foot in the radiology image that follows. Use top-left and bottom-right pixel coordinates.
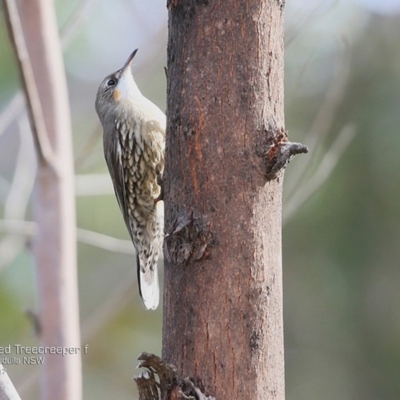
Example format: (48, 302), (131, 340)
(155, 167), (163, 203)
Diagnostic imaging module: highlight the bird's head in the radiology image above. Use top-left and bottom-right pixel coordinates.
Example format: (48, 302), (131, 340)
(95, 49), (140, 118)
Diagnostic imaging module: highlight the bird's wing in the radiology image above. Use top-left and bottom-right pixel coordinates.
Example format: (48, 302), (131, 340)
(103, 124), (133, 241)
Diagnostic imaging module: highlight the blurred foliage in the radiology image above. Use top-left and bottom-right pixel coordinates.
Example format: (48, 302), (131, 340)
(1, 0), (400, 399)
(284, 4), (400, 400)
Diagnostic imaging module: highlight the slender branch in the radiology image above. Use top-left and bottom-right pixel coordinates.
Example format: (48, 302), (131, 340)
(4, 0), (82, 398)
(0, 220), (135, 255)
(76, 228), (135, 254)
(3, 0), (54, 166)
(0, 220), (36, 235)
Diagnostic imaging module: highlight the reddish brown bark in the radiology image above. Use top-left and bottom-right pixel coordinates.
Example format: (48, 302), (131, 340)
(163, 1), (286, 399)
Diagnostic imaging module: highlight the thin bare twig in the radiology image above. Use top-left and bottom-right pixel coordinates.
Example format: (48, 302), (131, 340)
(283, 123), (356, 224)
(80, 276), (135, 339)
(285, 41), (351, 201)
(0, 220), (135, 255)
(303, 41), (351, 154)
(74, 125), (101, 170)
(286, 0), (340, 47)
(76, 228), (135, 254)
(59, 0), (100, 50)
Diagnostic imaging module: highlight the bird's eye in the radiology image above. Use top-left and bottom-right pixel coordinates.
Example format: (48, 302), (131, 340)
(107, 78), (116, 87)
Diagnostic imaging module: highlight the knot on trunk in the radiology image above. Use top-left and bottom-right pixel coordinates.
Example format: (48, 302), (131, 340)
(134, 353), (216, 400)
(257, 126), (309, 180)
(164, 212), (213, 267)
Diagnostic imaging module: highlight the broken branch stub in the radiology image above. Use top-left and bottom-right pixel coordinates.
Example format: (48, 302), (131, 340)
(255, 126), (309, 180)
(265, 140), (309, 180)
(134, 353), (216, 400)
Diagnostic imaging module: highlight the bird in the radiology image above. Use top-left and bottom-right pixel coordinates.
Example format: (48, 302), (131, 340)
(95, 49), (165, 310)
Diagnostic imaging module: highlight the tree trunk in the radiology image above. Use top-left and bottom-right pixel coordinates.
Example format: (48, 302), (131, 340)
(163, 1), (286, 399)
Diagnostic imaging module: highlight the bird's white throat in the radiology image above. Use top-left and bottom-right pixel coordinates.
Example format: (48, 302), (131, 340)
(116, 69), (141, 101)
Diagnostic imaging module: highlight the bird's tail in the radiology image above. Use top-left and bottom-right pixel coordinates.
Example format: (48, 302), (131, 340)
(136, 253), (159, 310)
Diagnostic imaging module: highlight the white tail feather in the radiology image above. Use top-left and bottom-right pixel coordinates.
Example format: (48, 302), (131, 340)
(139, 268), (159, 310)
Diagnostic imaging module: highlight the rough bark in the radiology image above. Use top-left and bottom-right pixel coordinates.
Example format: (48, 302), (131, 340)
(163, 1), (290, 399)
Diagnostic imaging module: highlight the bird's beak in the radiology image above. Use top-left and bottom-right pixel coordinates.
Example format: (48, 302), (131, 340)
(121, 49), (138, 74)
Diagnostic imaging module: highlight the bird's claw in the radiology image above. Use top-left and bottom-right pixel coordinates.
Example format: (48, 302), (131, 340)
(155, 166), (163, 203)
